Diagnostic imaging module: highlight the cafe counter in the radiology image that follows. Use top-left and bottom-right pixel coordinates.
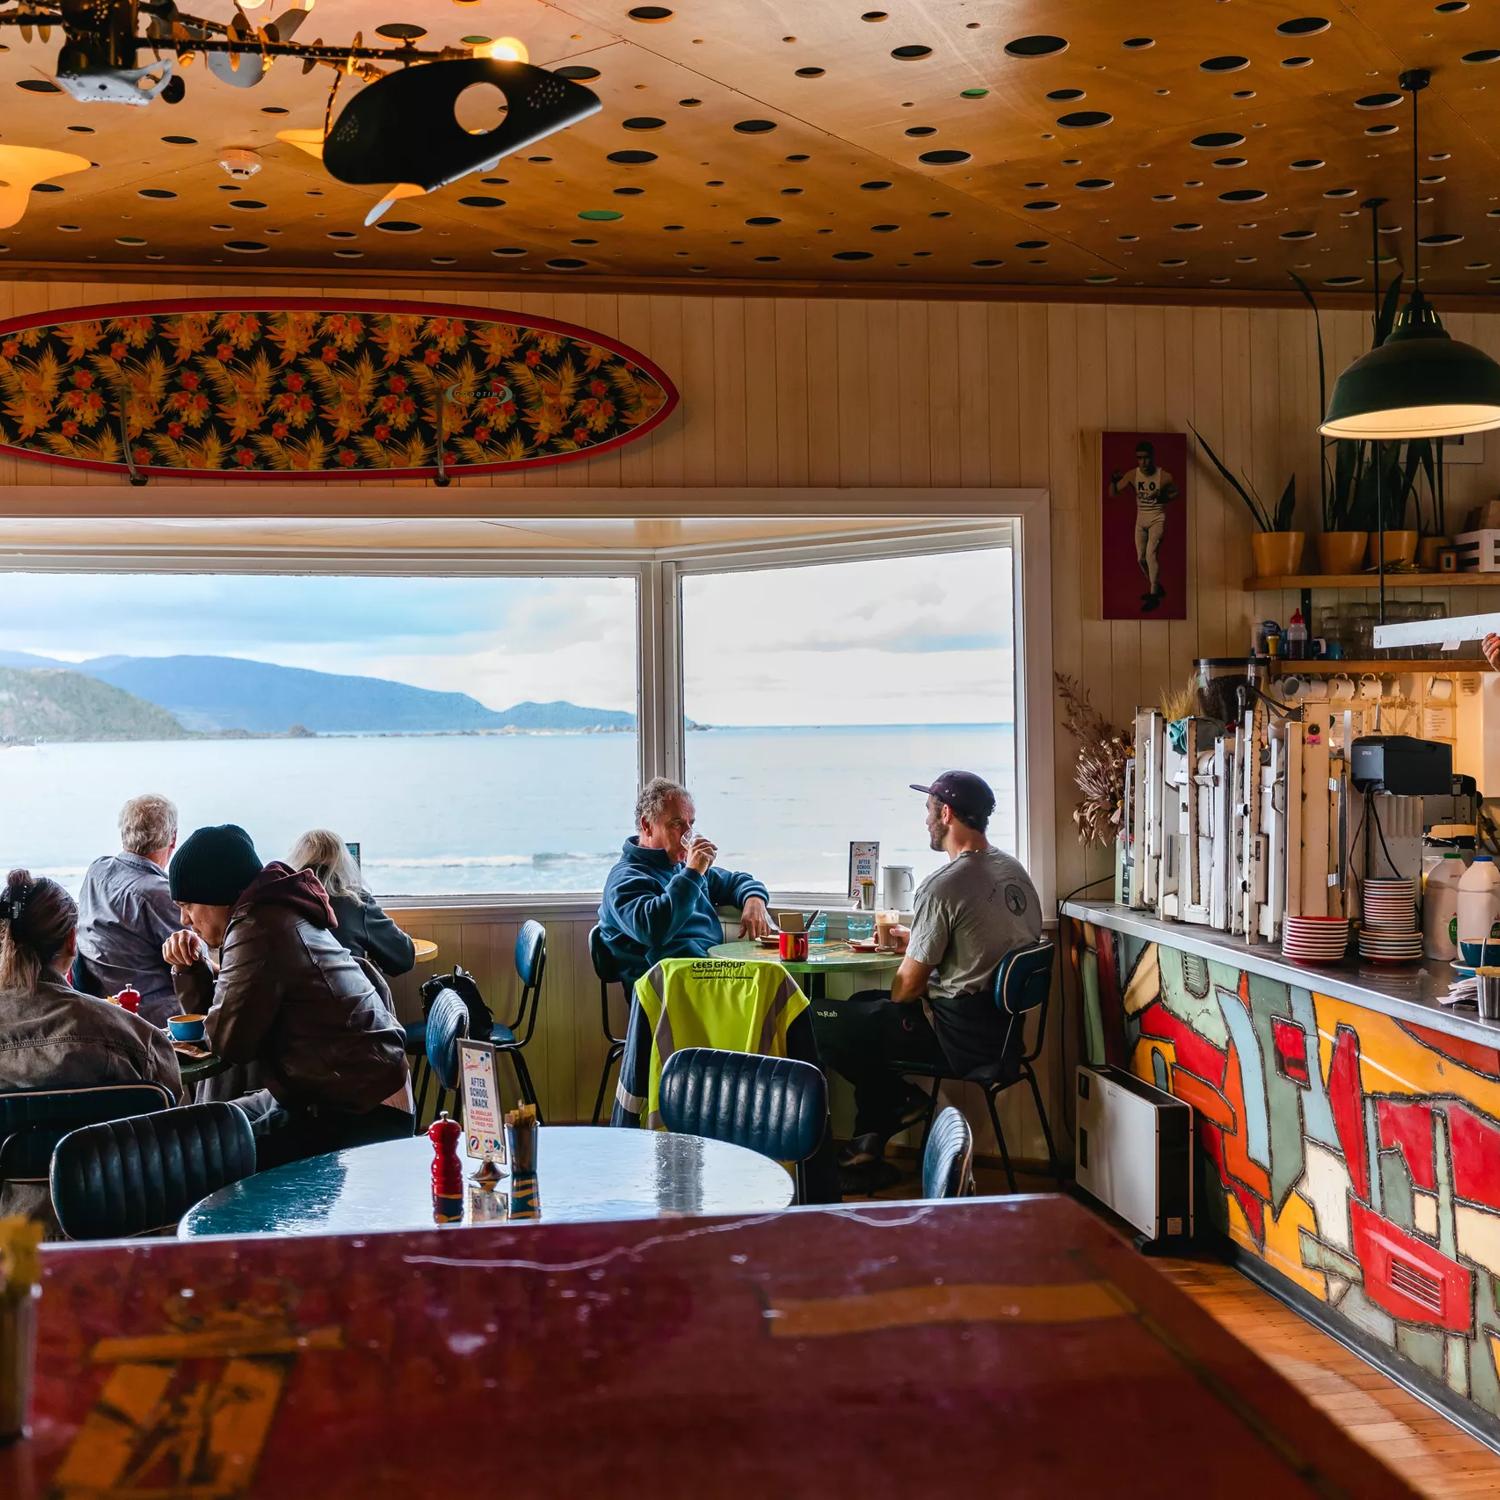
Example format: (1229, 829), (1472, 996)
(1061, 899), (1500, 1450)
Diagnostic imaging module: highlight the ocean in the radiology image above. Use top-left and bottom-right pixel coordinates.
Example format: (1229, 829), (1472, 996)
(0, 723), (1016, 898)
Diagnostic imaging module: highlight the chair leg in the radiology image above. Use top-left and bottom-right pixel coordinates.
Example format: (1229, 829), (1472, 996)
(412, 1057), (432, 1127)
(1025, 1065), (1065, 1186)
(985, 1087), (1017, 1194)
(592, 1043), (624, 1125)
(508, 1049), (544, 1124)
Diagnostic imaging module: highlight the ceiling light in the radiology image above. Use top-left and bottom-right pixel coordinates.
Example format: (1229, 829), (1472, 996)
(1321, 69), (1500, 438)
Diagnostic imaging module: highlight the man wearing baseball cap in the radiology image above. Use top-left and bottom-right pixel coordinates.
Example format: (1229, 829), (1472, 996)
(812, 770), (1042, 1183)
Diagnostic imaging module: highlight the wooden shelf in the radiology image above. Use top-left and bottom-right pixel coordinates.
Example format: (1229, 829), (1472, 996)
(1244, 573), (1500, 590)
(1265, 658), (1487, 675)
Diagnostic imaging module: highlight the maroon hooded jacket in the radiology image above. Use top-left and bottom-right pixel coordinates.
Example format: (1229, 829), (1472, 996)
(177, 863), (409, 1114)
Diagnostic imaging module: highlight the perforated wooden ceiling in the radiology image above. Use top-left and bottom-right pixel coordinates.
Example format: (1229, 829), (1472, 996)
(1, 0), (1499, 294)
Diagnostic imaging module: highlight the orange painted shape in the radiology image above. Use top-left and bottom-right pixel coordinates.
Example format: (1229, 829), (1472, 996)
(766, 1280), (1131, 1339)
(1221, 1035), (1273, 1202)
(1168, 1067), (1236, 1130)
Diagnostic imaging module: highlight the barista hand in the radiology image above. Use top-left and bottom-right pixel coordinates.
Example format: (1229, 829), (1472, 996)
(1484, 633), (1500, 673)
(686, 835), (718, 875)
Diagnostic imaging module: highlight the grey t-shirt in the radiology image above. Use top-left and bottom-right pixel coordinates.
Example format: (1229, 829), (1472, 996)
(906, 846), (1043, 1069)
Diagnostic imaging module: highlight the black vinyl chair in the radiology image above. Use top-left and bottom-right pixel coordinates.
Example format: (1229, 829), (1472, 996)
(49, 1102), (256, 1240)
(587, 923), (630, 1125)
(902, 939), (1062, 1193)
(921, 1105), (975, 1200)
(490, 920), (544, 1120)
(659, 1047), (828, 1205)
(424, 988), (470, 1125)
(0, 1082), (176, 1198)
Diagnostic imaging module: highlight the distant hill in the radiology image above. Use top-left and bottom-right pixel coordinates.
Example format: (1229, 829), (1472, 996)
(492, 699), (634, 732)
(0, 667), (188, 743)
(0, 650), (66, 670)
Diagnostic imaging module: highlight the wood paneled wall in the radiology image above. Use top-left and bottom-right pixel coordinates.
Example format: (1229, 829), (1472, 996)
(11, 278), (1500, 1155)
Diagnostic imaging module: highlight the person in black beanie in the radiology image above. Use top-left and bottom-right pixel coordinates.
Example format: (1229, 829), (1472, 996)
(164, 824), (412, 1169)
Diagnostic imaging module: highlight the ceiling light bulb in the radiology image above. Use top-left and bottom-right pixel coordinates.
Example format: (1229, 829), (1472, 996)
(477, 37), (529, 62)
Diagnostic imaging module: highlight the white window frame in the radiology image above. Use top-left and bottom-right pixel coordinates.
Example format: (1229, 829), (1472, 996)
(0, 486), (1054, 912)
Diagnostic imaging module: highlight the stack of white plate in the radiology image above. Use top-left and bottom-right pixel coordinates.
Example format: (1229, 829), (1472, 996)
(1282, 915), (1350, 965)
(1363, 877), (1417, 933)
(1360, 877), (1422, 964)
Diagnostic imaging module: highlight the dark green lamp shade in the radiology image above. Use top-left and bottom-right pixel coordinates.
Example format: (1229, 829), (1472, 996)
(1320, 290), (1500, 438)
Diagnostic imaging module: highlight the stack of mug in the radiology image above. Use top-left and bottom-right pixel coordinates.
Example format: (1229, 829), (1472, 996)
(1359, 877), (1424, 964)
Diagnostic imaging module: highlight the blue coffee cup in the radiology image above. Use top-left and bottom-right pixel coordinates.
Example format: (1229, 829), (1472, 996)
(168, 1013), (206, 1043)
(1460, 940), (1500, 969)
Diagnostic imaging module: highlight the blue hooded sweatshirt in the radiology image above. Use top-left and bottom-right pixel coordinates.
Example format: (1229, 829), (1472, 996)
(599, 837), (770, 988)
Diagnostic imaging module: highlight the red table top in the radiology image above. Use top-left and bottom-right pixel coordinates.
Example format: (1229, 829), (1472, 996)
(4, 1194), (1411, 1498)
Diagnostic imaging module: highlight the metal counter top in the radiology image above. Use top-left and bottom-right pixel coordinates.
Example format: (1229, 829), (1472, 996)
(1060, 900), (1500, 1047)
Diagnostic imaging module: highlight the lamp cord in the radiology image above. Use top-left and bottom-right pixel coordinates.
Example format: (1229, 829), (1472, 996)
(1410, 78), (1422, 295)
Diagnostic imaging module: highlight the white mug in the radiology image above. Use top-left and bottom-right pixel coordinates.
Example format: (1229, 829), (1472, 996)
(1330, 673), (1356, 702)
(1279, 675), (1303, 700)
(1359, 672), (1382, 701)
(1429, 675), (1455, 704)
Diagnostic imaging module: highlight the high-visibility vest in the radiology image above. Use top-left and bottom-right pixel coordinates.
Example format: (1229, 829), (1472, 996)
(630, 958), (809, 1129)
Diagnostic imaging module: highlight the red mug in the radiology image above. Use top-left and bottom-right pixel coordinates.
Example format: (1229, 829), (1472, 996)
(778, 931), (809, 962)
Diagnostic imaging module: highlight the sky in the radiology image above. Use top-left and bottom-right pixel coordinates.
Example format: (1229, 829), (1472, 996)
(0, 547), (1015, 726)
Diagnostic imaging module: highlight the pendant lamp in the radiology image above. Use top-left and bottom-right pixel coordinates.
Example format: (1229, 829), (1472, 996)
(1320, 69), (1500, 439)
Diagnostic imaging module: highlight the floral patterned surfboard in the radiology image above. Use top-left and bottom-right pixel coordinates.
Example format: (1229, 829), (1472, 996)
(0, 297), (678, 479)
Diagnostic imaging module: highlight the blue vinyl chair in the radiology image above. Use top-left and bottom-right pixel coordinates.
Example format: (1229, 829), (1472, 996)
(50, 1102), (256, 1240)
(424, 989), (470, 1126)
(490, 920), (544, 1120)
(900, 939), (1062, 1193)
(587, 924), (630, 1124)
(659, 1046), (828, 1205)
(921, 1106), (974, 1200)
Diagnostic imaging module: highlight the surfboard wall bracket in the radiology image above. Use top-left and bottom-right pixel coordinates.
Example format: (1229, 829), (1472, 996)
(112, 381), (149, 487)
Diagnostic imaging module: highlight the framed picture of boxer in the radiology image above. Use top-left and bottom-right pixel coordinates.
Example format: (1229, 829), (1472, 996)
(1101, 431), (1188, 621)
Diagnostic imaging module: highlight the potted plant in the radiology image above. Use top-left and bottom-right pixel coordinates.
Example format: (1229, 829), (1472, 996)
(1188, 424), (1301, 576)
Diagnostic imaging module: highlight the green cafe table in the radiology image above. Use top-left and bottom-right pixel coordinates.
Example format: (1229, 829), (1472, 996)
(178, 1126), (794, 1238)
(708, 938), (901, 999)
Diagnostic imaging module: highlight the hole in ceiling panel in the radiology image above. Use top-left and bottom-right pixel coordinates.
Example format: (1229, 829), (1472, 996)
(833, 250), (873, 260)
(138, 188), (176, 199)
(1192, 131), (1246, 148)
(1281, 56), (1313, 67)
(1366, 123), (1399, 135)
(223, 241), (268, 253)
(795, 67), (824, 77)
(1005, 35), (1068, 58)
(459, 195), (506, 208)
(229, 199), (267, 210)
(746, 216), (781, 225)
(17, 79), (62, 93)
(623, 116), (664, 129)
(861, 180), (893, 190)
(1463, 50), (1500, 63)
(734, 119), (777, 133)
(906, 125), (937, 136)
(918, 149), (971, 164)
(973, 258), (1004, 267)
(1213, 157), (1247, 168)
(1047, 88), (1085, 100)
(891, 45), (932, 60)
(608, 150), (658, 163)
(1076, 178), (1113, 190)
(579, 208), (622, 221)
(1277, 16), (1330, 34)
(1219, 188), (1267, 202)
(871, 224), (899, 232)
(1024, 200), (1060, 210)
(1122, 37), (1154, 49)
(493, 246), (527, 255)
(374, 221), (423, 233)
(628, 6), (673, 19)
(1200, 56), (1249, 72)
(1356, 92), (1401, 108)
(1290, 158), (1324, 170)
(547, 257), (589, 268)
(1280, 228), (1316, 239)
(1057, 110), (1111, 127)
(1325, 186), (1357, 197)
(1421, 232), (1464, 245)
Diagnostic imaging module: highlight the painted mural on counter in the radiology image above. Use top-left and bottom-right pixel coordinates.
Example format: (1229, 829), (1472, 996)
(1071, 920), (1500, 1425)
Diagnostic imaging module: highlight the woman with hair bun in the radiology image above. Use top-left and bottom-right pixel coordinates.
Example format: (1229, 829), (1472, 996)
(0, 867), (183, 1228)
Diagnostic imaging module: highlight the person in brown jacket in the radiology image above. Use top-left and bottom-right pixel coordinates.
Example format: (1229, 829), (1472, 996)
(163, 824), (412, 1170)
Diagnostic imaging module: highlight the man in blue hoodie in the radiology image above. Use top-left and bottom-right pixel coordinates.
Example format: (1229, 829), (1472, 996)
(599, 777), (774, 987)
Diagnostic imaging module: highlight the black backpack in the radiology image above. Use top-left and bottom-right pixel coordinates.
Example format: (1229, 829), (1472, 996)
(420, 964), (494, 1044)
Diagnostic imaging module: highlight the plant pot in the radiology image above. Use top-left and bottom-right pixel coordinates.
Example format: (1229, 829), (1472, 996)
(1316, 531), (1368, 575)
(1418, 536), (1451, 570)
(1367, 529), (1419, 569)
(1250, 530), (1306, 578)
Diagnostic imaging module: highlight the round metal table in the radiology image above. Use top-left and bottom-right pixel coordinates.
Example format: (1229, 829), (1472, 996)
(708, 938), (901, 998)
(178, 1126), (794, 1238)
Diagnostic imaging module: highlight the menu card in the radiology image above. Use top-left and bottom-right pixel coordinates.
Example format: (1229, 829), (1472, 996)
(848, 841), (880, 905)
(459, 1040), (506, 1165)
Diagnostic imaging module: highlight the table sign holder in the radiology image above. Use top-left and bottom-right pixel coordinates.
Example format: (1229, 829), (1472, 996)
(848, 841), (879, 907)
(459, 1039), (507, 1172)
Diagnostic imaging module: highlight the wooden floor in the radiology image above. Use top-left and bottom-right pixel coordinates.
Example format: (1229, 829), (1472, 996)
(870, 1159), (1500, 1497)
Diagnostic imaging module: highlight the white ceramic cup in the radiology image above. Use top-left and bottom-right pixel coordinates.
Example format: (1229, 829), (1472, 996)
(1430, 675), (1455, 704)
(1359, 672), (1382, 701)
(1330, 673), (1355, 702)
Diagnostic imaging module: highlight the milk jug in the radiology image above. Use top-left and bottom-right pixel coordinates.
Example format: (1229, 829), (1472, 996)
(1457, 855), (1500, 968)
(1425, 852), (1464, 961)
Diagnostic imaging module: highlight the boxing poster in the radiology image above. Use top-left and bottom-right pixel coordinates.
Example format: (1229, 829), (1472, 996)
(1102, 431), (1188, 621)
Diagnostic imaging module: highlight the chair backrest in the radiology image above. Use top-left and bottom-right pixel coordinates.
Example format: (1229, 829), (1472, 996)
(509, 919), (547, 1042)
(0, 1082), (176, 1186)
(921, 1106), (974, 1200)
(425, 988), (470, 1089)
(659, 1047), (826, 1166)
(588, 922), (623, 984)
(993, 940), (1056, 1063)
(49, 1102), (257, 1240)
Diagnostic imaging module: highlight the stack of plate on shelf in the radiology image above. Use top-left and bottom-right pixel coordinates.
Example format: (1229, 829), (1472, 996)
(1281, 915), (1350, 965)
(1359, 877), (1423, 964)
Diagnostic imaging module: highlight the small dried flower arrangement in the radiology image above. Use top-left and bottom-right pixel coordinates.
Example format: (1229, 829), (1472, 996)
(1055, 673), (1133, 848)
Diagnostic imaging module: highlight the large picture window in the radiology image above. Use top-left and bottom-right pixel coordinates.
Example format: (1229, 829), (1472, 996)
(679, 544), (1018, 894)
(0, 572), (639, 895)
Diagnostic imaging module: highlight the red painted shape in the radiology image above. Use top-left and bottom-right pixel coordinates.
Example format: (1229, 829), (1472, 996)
(1349, 1199), (1473, 1333)
(1449, 1105), (1500, 1213)
(1397, 1022), (1500, 1081)
(1271, 1015), (1310, 1086)
(1326, 1024), (1369, 1202)
(1137, 1001), (1228, 1087)
(1090, 926), (1131, 1070)
(1376, 1098), (1436, 1194)
(1199, 1124), (1266, 1244)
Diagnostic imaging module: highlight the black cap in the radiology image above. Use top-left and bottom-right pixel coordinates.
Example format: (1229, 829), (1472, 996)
(909, 771), (996, 824)
(169, 824), (264, 906)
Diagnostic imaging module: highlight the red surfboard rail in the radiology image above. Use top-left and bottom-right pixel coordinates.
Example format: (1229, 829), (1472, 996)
(0, 296), (679, 481)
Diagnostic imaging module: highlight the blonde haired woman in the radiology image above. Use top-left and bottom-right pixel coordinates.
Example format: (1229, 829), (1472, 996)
(289, 830), (416, 978)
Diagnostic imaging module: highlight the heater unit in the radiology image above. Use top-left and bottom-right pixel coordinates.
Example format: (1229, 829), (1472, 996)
(1075, 1066), (1194, 1246)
